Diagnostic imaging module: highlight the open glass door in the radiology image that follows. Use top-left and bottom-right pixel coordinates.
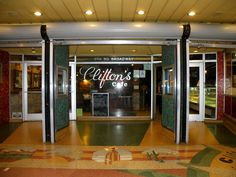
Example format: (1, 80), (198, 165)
(24, 64), (42, 120)
(189, 63), (204, 121)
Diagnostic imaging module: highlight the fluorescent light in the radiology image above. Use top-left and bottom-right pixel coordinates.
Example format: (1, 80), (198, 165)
(85, 10), (93, 15)
(34, 11), (42, 16)
(188, 11), (196, 16)
(137, 10), (145, 15)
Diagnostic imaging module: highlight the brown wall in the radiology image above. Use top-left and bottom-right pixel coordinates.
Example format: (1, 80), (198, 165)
(0, 50), (9, 124)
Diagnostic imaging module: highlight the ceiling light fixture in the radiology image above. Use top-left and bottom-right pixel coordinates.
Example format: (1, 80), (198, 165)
(131, 49), (136, 53)
(137, 10), (145, 15)
(34, 11), (42, 16)
(188, 11), (196, 16)
(85, 10), (93, 15)
(90, 49), (94, 52)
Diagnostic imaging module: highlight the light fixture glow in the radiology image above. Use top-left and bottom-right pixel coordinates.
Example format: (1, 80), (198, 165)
(34, 11), (42, 16)
(135, 24), (143, 28)
(131, 49), (136, 53)
(194, 50), (198, 53)
(90, 49), (94, 52)
(137, 10), (145, 15)
(85, 10), (93, 15)
(116, 82), (123, 89)
(188, 11), (196, 16)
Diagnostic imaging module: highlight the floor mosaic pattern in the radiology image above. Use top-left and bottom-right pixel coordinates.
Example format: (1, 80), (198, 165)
(0, 144), (235, 177)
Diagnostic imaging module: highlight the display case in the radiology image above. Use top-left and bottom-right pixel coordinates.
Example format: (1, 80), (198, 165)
(189, 87), (216, 117)
(205, 87), (216, 108)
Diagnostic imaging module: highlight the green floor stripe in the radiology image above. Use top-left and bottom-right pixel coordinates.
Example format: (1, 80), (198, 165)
(121, 170), (180, 177)
(187, 167), (209, 177)
(190, 147), (221, 166)
(77, 121), (150, 146)
(0, 122), (21, 143)
(206, 124), (236, 147)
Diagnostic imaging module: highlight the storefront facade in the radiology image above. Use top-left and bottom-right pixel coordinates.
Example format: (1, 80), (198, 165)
(1, 22), (236, 144)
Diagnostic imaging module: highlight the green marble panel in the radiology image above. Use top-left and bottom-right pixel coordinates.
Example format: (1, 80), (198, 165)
(161, 45), (176, 132)
(54, 45), (69, 131)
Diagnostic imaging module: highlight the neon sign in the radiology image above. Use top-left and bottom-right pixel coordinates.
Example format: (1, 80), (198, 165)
(79, 67), (132, 89)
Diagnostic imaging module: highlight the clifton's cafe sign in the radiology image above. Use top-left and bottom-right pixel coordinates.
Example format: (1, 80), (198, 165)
(79, 67), (132, 89)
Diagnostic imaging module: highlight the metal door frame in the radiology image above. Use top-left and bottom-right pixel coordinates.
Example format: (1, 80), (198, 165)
(189, 62), (204, 121)
(23, 62), (42, 121)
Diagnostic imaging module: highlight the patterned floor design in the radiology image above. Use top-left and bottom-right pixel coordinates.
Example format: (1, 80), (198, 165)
(0, 144), (235, 177)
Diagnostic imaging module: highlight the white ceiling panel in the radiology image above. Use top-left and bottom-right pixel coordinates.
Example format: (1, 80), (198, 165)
(145, 0), (168, 22)
(122, 0), (137, 21)
(107, 0), (122, 21)
(92, 0), (109, 21)
(62, 0), (85, 21)
(157, 0), (183, 22)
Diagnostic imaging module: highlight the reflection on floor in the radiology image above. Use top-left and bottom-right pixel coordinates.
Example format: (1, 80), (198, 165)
(0, 123), (21, 143)
(206, 123), (236, 147)
(76, 121), (150, 146)
(2, 120), (230, 146)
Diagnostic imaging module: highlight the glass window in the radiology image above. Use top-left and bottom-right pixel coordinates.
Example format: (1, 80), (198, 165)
(205, 53), (216, 60)
(205, 62), (216, 118)
(24, 55), (41, 61)
(10, 55), (22, 61)
(190, 54), (203, 60)
(76, 63), (151, 117)
(27, 65), (42, 114)
(189, 67), (200, 114)
(10, 63), (23, 119)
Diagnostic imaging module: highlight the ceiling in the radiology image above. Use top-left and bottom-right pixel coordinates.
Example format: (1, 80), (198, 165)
(0, 0), (234, 56)
(0, 0), (236, 24)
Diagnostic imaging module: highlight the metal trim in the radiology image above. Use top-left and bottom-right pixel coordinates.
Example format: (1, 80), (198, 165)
(0, 42), (42, 48)
(190, 42), (236, 49)
(151, 55), (154, 120)
(76, 61), (152, 65)
(176, 39), (181, 144)
(54, 40), (177, 46)
(41, 41), (46, 142)
(49, 40), (55, 143)
(186, 40), (190, 144)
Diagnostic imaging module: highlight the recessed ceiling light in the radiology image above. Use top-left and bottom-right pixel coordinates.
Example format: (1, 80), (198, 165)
(131, 49), (136, 53)
(137, 10), (145, 15)
(90, 49), (94, 52)
(188, 11), (196, 16)
(85, 10), (93, 15)
(34, 11), (42, 16)
(135, 24), (143, 28)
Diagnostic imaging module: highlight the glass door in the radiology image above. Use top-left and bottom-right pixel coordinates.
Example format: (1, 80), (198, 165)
(23, 63), (42, 120)
(69, 62), (76, 120)
(189, 63), (204, 121)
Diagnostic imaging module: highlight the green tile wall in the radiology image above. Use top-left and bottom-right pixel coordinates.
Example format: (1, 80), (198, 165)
(161, 45), (176, 132)
(54, 45), (69, 131)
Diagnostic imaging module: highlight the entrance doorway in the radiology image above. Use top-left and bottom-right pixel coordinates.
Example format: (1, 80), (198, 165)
(24, 64), (42, 120)
(10, 54), (42, 121)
